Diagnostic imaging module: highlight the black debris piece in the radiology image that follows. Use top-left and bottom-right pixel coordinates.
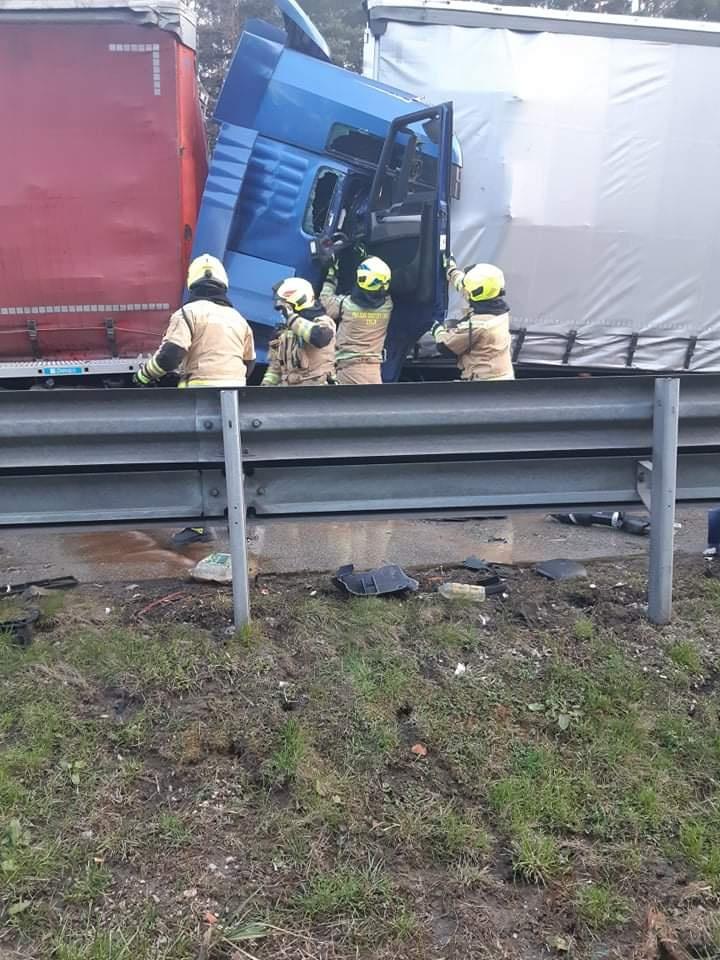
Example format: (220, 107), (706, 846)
(463, 556), (495, 574)
(3, 575), (79, 597)
(550, 511), (649, 537)
(0, 607), (40, 646)
(479, 573), (502, 588)
(334, 564), (419, 597)
(535, 559), (588, 582)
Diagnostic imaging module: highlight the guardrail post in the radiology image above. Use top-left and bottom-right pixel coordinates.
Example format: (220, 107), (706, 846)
(647, 377), (680, 625)
(221, 390), (251, 627)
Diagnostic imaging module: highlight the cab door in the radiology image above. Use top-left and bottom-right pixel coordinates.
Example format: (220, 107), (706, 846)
(366, 104), (454, 355)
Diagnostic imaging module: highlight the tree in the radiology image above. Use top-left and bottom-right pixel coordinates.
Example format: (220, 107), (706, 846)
(196, 0), (365, 118)
(196, 0), (720, 123)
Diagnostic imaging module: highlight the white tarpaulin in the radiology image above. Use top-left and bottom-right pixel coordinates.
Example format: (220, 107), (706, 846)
(366, 2), (720, 370)
(0, 1), (196, 47)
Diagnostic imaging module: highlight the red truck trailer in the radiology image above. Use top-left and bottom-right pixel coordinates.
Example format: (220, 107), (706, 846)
(0, 0), (207, 384)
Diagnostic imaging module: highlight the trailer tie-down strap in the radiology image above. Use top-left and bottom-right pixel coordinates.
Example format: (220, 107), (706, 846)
(512, 327), (527, 363)
(684, 336), (698, 370)
(26, 319), (40, 359)
(626, 333), (639, 367)
(562, 330), (578, 365)
(105, 317), (118, 357)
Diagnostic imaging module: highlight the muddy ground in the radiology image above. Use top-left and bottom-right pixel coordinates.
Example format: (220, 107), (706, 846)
(1, 555), (720, 959)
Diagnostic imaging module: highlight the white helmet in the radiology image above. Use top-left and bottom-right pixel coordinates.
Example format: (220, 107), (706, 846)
(274, 277), (316, 312)
(187, 254), (229, 291)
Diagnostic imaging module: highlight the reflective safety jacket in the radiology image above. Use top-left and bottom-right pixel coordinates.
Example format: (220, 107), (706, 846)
(434, 312), (515, 381)
(437, 265), (514, 381)
(262, 309), (336, 386)
(143, 299), (256, 387)
(320, 276), (392, 367)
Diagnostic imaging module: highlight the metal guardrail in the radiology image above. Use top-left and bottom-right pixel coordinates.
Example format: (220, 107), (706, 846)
(1, 376), (717, 626)
(3, 375), (720, 469)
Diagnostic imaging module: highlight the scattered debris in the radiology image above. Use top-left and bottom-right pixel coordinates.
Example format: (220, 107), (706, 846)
(410, 743), (428, 758)
(135, 591), (187, 620)
(550, 511), (650, 536)
(0, 606), (40, 646)
(463, 556), (495, 574)
(439, 582), (504, 602)
(454, 663), (467, 677)
(2, 575), (78, 596)
(535, 559), (588, 582)
(191, 553), (233, 584)
(334, 564), (418, 597)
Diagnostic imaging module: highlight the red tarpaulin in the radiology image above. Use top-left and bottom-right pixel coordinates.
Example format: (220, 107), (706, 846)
(0, 6), (207, 363)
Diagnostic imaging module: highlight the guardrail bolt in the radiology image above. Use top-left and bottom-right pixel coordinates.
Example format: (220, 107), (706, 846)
(252, 419), (262, 429)
(210, 488), (220, 498)
(257, 487), (266, 496)
(203, 420), (214, 431)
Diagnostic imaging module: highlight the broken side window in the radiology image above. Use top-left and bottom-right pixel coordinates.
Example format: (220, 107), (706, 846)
(304, 168), (340, 236)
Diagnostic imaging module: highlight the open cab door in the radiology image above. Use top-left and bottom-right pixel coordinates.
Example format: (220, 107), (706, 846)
(364, 103), (455, 380)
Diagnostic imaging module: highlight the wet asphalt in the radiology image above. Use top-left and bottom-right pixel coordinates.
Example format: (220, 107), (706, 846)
(0, 508), (710, 585)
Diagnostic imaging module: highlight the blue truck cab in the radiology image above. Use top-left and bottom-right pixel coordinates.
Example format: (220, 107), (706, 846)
(192, 0), (462, 382)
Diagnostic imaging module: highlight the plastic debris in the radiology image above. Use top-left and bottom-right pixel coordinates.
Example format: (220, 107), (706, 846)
(439, 582), (505, 602)
(535, 559), (588, 582)
(3, 575), (78, 596)
(454, 663), (467, 677)
(191, 553), (232, 584)
(334, 564), (418, 597)
(463, 556), (494, 573)
(550, 511), (649, 536)
(411, 743), (428, 758)
(0, 606), (40, 646)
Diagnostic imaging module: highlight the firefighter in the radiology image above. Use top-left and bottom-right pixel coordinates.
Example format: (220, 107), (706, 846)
(261, 277), (336, 386)
(320, 256), (392, 385)
(134, 254), (256, 389)
(134, 253), (256, 545)
(431, 258), (515, 381)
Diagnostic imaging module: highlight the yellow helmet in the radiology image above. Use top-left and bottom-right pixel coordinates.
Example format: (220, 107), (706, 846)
(187, 254), (229, 291)
(357, 256), (391, 293)
(275, 277), (316, 312)
(463, 263), (505, 302)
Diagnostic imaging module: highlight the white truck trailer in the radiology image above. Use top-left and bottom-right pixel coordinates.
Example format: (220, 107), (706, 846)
(365, 1), (720, 372)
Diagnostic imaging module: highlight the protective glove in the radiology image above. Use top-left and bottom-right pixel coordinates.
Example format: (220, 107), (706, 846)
(133, 365), (153, 386)
(325, 257), (338, 282)
(276, 300), (293, 320)
(443, 253), (457, 273)
(430, 320), (445, 340)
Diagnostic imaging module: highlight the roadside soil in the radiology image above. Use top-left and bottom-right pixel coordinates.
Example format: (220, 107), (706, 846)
(1, 555), (719, 959)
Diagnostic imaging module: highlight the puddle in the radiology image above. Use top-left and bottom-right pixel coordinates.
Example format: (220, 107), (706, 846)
(65, 530), (214, 579)
(248, 517), (515, 573)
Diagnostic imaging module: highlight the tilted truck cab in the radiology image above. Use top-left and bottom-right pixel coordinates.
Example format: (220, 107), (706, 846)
(192, 0), (462, 382)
